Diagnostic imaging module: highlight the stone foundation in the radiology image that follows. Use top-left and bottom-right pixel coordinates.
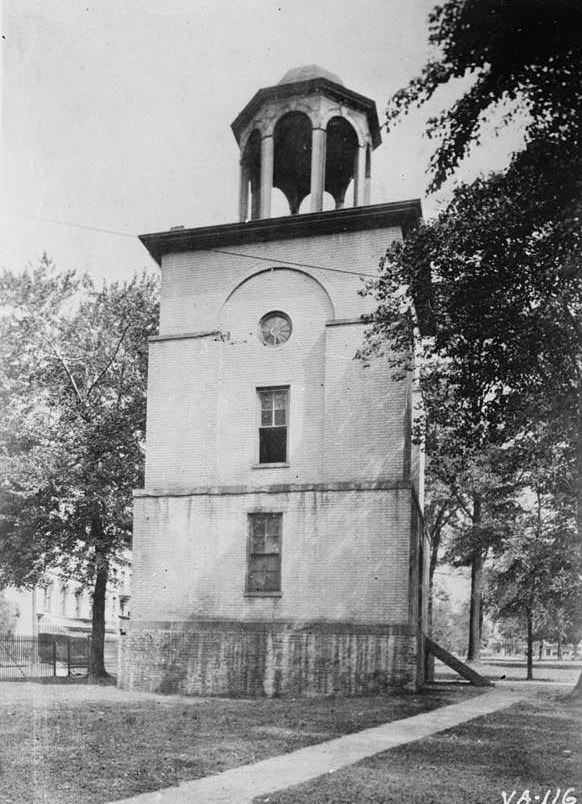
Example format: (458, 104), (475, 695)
(118, 620), (421, 697)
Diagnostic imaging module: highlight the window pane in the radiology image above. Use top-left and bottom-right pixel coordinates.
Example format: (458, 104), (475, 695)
(248, 570), (267, 592)
(248, 569), (280, 593)
(251, 555), (267, 571)
(261, 409), (273, 427)
(264, 571), (280, 592)
(260, 392), (274, 412)
(274, 391), (287, 411)
(259, 427), (287, 463)
(265, 554), (280, 571)
(265, 527), (280, 553)
(274, 408), (286, 426)
(251, 532), (265, 553)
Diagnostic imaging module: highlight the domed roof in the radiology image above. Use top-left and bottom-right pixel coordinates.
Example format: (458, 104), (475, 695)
(278, 65), (343, 86)
(232, 66), (381, 150)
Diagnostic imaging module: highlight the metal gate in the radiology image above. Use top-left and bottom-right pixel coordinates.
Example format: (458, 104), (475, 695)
(0, 635), (91, 680)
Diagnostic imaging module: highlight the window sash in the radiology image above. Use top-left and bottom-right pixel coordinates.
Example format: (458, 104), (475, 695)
(248, 513), (282, 594)
(258, 388), (288, 463)
(59, 586), (67, 615)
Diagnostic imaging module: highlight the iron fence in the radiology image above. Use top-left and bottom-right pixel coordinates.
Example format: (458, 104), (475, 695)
(0, 634), (95, 680)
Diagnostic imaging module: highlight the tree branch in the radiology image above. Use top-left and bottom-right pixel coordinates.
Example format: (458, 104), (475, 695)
(87, 322), (131, 397)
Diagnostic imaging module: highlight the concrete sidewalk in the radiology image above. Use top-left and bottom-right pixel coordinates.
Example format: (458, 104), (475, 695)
(109, 686), (529, 804)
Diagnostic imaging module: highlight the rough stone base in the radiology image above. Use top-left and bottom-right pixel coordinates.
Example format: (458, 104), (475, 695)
(118, 620), (421, 697)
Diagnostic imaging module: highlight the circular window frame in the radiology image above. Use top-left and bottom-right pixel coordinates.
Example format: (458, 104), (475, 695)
(258, 311), (293, 348)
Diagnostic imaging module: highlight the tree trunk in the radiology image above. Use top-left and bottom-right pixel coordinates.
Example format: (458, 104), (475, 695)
(425, 571), (436, 682)
(578, 380), (582, 565)
(467, 496), (483, 663)
(425, 524), (442, 682)
(526, 608), (534, 680)
(88, 516), (110, 680)
(573, 384), (582, 696)
(467, 549), (483, 662)
(538, 639), (543, 660)
(557, 634), (562, 661)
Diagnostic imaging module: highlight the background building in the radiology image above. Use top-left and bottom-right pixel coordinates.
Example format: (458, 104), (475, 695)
(120, 67), (428, 696)
(2, 558), (130, 640)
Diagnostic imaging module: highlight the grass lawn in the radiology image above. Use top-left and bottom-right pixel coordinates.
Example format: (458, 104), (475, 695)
(435, 658), (582, 686)
(255, 691), (582, 804)
(0, 679), (479, 804)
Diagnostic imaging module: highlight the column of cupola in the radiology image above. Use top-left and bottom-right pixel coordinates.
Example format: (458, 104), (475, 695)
(310, 126), (326, 213)
(233, 66), (381, 222)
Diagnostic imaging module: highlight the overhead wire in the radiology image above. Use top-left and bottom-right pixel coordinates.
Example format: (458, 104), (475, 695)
(211, 248), (380, 279)
(2, 210), (384, 280)
(3, 210), (139, 239)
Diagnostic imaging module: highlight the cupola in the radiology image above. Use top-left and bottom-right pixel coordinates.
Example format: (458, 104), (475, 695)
(231, 66), (381, 221)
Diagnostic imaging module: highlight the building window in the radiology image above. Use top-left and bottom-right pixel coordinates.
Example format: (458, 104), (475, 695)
(258, 387), (289, 464)
(74, 591), (82, 618)
(247, 513), (282, 594)
(119, 595), (130, 618)
(59, 585), (68, 616)
(258, 311), (292, 347)
(43, 583), (53, 613)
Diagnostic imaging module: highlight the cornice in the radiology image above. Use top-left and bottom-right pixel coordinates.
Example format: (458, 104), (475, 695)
(139, 200), (422, 266)
(231, 77), (381, 148)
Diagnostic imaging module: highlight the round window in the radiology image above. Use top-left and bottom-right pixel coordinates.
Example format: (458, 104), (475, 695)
(259, 311), (292, 347)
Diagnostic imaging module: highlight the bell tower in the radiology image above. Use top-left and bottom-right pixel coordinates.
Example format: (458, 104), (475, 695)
(232, 65), (381, 220)
(123, 66), (427, 699)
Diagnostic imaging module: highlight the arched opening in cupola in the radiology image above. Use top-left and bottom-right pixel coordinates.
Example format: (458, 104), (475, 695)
(240, 129), (262, 221)
(298, 191), (335, 215)
(273, 111), (313, 215)
(325, 116), (359, 209)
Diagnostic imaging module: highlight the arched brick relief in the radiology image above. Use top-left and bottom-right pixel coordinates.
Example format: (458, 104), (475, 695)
(219, 266), (335, 333)
(216, 267), (334, 488)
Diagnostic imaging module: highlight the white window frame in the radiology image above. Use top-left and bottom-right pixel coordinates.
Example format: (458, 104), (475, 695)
(245, 512), (283, 596)
(256, 386), (290, 466)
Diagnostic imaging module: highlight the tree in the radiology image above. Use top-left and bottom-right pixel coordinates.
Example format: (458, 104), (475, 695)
(387, 0), (582, 193)
(0, 256), (159, 678)
(431, 583), (470, 657)
(363, 0), (582, 684)
(384, 0), (582, 543)
(486, 490), (580, 680)
(421, 371), (518, 662)
(362, 158), (581, 663)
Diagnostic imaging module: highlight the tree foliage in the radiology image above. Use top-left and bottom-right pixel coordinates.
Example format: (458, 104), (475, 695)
(486, 490), (581, 679)
(431, 584), (470, 656)
(388, 0), (582, 191)
(362, 0), (582, 670)
(0, 256), (159, 676)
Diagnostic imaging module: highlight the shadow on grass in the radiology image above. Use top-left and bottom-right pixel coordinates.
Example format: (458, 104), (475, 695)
(0, 683), (483, 804)
(259, 698), (582, 804)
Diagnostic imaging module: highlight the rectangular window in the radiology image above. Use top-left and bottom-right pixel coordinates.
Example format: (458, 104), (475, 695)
(247, 513), (282, 594)
(258, 387), (288, 464)
(59, 585), (68, 616)
(43, 583), (53, 613)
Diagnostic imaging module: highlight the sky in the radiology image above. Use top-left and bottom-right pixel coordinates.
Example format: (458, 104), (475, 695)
(1, 0), (522, 285)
